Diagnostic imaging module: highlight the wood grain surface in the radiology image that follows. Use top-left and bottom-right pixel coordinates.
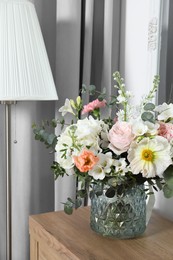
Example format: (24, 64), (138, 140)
(29, 207), (173, 260)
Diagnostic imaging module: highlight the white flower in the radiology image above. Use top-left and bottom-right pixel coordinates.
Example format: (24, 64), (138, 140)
(88, 152), (113, 180)
(75, 116), (103, 152)
(125, 90), (133, 98)
(132, 119), (148, 136)
(117, 95), (126, 103)
(131, 119), (159, 136)
(155, 102), (173, 121)
(144, 121), (159, 135)
(113, 158), (128, 175)
(128, 136), (172, 178)
(59, 98), (75, 116)
(55, 126), (79, 169)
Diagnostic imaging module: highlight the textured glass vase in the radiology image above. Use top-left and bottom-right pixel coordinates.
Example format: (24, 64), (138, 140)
(90, 184), (146, 239)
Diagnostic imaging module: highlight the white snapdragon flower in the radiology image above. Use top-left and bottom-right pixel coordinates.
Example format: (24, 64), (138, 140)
(56, 133), (73, 169)
(113, 158), (128, 175)
(117, 95), (126, 103)
(59, 98), (75, 116)
(155, 102), (173, 121)
(116, 109), (125, 121)
(88, 152), (113, 180)
(55, 126), (79, 169)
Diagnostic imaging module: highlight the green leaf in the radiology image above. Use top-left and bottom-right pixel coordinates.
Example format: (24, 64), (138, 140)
(67, 197), (75, 204)
(75, 198), (82, 208)
(108, 178), (117, 187)
(98, 95), (104, 101)
(109, 97), (117, 106)
(88, 85), (96, 95)
(64, 203), (73, 215)
(163, 184), (173, 198)
(81, 84), (87, 93)
(47, 133), (57, 145)
(141, 111), (155, 123)
(77, 189), (87, 198)
(51, 119), (58, 128)
(105, 187), (115, 198)
(163, 165), (173, 189)
(144, 103), (155, 111)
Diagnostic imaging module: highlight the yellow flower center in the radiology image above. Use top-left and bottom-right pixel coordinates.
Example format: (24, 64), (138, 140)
(141, 149), (154, 162)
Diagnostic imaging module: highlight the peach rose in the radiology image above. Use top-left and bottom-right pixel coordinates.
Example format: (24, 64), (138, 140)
(108, 121), (134, 155)
(73, 150), (99, 172)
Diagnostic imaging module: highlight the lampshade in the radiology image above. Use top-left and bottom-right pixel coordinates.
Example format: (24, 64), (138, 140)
(0, 0), (58, 101)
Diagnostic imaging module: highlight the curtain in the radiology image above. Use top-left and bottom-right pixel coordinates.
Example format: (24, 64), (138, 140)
(0, 0), (172, 259)
(54, 0), (121, 211)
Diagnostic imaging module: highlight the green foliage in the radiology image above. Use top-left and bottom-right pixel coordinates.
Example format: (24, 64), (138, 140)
(33, 127), (57, 150)
(63, 195), (83, 215)
(88, 85), (96, 95)
(163, 185), (173, 198)
(163, 165), (173, 197)
(141, 101), (156, 124)
(143, 103), (155, 111)
(51, 161), (66, 180)
(141, 111), (155, 124)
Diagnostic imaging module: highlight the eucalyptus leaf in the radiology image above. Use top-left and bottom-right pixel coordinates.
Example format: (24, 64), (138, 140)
(144, 103), (155, 111)
(67, 197), (75, 204)
(98, 95), (104, 101)
(47, 133), (57, 145)
(141, 111), (155, 123)
(75, 198), (82, 208)
(64, 203), (73, 215)
(105, 187), (115, 198)
(163, 184), (173, 198)
(88, 85), (96, 95)
(51, 119), (58, 128)
(163, 165), (173, 184)
(77, 189), (87, 198)
(81, 84), (87, 93)
(108, 178), (117, 187)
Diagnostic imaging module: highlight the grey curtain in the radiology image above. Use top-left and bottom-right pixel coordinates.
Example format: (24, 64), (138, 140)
(54, 0), (121, 211)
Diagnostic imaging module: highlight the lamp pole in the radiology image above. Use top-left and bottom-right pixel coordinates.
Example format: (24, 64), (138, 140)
(1, 101), (16, 260)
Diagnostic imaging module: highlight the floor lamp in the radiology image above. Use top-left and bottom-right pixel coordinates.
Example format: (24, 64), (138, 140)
(0, 1), (58, 259)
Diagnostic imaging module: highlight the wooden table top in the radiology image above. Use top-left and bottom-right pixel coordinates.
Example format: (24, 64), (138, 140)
(29, 207), (173, 260)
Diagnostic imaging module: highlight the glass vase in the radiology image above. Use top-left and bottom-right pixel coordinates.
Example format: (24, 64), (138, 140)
(90, 183), (146, 239)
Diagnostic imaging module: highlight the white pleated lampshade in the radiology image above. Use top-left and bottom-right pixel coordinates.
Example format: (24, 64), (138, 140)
(0, 0), (58, 101)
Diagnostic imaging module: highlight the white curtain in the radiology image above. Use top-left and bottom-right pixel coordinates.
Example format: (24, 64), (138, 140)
(0, 0), (172, 259)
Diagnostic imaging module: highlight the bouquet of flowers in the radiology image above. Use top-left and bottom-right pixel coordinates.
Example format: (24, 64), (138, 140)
(33, 72), (173, 214)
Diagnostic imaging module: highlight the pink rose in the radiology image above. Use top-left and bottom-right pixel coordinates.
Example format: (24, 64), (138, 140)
(108, 121), (134, 155)
(82, 99), (106, 115)
(158, 122), (173, 141)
